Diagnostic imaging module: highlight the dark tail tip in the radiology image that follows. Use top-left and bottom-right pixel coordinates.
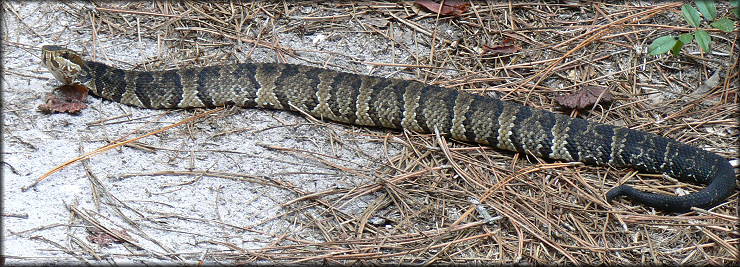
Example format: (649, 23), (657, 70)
(606, 185), (635, 203)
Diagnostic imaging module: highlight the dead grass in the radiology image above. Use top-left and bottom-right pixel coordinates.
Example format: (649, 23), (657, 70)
(28, 1), (740, 265)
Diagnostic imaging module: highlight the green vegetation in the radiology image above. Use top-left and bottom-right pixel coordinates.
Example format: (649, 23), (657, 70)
(648, 0), (737, 56)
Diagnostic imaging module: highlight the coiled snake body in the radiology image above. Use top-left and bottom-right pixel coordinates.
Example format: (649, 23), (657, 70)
(41, 45), (736, 212)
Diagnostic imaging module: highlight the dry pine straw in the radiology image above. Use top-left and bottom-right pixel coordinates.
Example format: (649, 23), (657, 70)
(49, 1), (740, 264)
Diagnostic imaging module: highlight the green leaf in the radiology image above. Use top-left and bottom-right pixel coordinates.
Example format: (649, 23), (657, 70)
(695, 0), (717, 21)
(731, 0), (740, 18)
(671, 40), (685, 56)
(678, 33), (694, 44)
(681, 4), (701, 28)
(648, 35), (677, 55)
(711, 18), (735, 33)
(695, 30), (711, 53)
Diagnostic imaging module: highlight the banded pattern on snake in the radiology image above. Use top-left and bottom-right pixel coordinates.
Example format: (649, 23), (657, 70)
(41, 45), (736, 212)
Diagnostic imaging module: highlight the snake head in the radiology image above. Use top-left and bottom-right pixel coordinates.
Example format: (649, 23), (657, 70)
(42, 45), (84, 85)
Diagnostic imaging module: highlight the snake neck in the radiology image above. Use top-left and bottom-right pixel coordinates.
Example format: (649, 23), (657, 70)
(77, 61), (101, 94)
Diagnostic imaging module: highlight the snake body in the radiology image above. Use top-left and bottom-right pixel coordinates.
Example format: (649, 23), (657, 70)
(41, 45), (735, 212)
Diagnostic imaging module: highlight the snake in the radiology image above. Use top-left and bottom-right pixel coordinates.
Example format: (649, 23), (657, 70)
(41, 45), (736, 212)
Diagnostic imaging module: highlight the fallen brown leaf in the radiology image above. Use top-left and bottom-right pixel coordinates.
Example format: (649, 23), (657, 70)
(554, 85), (612, 109)
(38, 84), (89, 114)
(415, 0), (470, 17)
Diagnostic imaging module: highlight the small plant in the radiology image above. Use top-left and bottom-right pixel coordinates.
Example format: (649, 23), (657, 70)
(648, 0), (737, 56)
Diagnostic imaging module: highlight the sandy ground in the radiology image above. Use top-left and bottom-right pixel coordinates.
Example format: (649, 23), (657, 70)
(2, 2), (423, 264)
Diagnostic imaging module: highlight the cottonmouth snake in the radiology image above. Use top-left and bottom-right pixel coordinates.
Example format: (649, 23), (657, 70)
(41, 45), (736, 212)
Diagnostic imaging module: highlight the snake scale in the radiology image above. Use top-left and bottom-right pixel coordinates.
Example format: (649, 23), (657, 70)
(41, 45), (735, 212)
